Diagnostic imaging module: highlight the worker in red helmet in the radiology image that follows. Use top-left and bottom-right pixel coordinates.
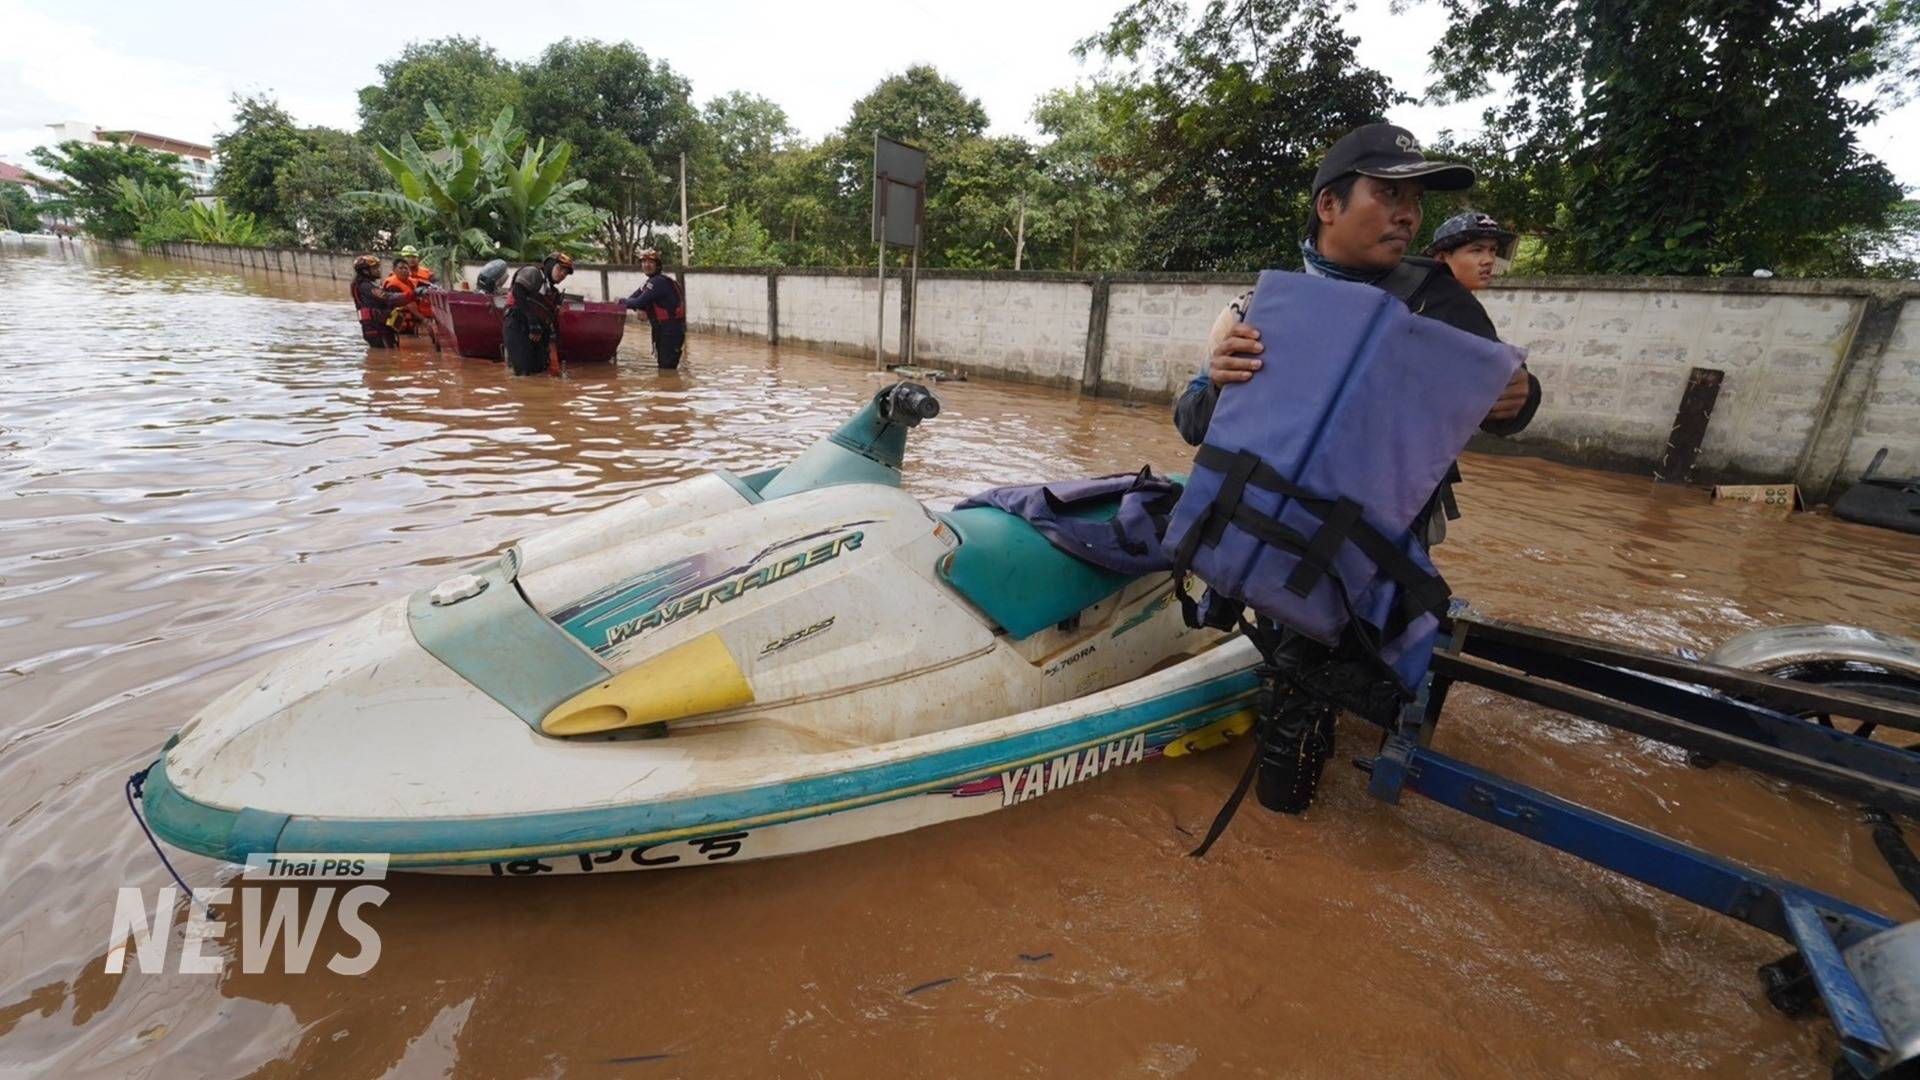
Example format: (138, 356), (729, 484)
(350, 254), (408, 348)
(503, 252), (573, 376)
(618, 247), (687, 369)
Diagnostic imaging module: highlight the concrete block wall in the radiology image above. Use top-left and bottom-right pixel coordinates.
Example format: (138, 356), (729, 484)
(1480, 287), (1864, 478)
(912, 277), (1093, 386)
(1847, 302), (1920, 480)
(682, 271), (769, 337)
(777, 273), (901, 358)
(100, 239), (1920, 496)
(604, 267), (643, 302)
(1100, 280), (1253, 398)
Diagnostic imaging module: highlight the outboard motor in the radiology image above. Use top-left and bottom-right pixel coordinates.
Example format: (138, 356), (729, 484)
(474, 258), (510, 295)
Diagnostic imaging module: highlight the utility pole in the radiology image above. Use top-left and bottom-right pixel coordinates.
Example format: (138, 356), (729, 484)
(1013, 192), (1027, 271)
(679, 152), (690, 265)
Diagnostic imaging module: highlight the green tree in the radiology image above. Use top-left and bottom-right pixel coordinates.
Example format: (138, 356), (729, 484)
(113, 176), (191, 246)
(1882, 0), (1920, 102)
(275, 127), (399, 250)
(700, 91), (795, 225)
(187, 200), (269, 245)
(357, 38), (523, 152)
(760, 143), (838, 265)
(351, 105), (600, 275)
(0, 185), (39, 231)
(1420, 0), (1906, 274)
(1781, 198), (1920, 279)
(521, 38), (700, 262)
(1032, 84), (1157, 270)
(692, 205), (780, 265)
(1076, 0), (1404, 270)
(29, 141), (188, 239)
(813, 66), (993, 265)
(929, 135), (1050, 269)
(212, 95), (305, 231)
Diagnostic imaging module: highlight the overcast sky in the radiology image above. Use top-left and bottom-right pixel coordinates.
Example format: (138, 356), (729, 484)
(3, 0), (1915, 193)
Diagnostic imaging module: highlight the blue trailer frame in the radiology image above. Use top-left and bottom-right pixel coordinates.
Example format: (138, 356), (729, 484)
(1356, 612), (1920, 1077)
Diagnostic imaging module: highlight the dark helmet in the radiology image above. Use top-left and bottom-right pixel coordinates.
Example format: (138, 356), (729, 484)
(638, 247), (661, 266)
(353, 254), (381, 277)
(543, 251), (575, 273)
(1424, 212), (1519, 259)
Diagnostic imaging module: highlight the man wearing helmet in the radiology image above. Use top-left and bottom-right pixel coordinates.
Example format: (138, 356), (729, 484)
(1423, 211), (1519, 293)
(395, 243), (437, 323)
(350, 254), (409, 348)
(617, 248), (687, 369)
(503, 252), (574, 376)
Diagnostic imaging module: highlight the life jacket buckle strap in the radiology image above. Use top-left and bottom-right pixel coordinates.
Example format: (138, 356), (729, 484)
(1200, 449), (1262, 550)
(1283, 495), (1363, 599)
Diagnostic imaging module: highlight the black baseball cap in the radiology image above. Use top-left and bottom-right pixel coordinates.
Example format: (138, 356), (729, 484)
(1311, 123), (1475, 196)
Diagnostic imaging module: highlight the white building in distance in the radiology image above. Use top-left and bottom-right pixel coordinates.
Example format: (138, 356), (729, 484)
(44, 122), (217, 195)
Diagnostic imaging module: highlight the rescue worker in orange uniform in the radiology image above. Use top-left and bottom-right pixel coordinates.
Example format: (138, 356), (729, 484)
(382, 258), (424, 335)
(350, 255), (408, 348)
(397, 244), (436, 323)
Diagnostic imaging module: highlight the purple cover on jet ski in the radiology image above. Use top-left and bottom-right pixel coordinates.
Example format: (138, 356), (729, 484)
(1161, 270), (1523, 690)
(955, 469), (1181, 577)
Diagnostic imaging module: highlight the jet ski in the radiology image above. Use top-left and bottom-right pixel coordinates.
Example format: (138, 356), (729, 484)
(141, 382), (1260, 876)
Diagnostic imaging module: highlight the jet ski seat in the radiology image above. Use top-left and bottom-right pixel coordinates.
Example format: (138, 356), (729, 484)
(936, 502), (1135, 640)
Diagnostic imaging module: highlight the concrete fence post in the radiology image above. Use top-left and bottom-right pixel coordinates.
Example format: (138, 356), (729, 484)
(898, 267), (914, 363)
(1080, 275), (1111, 395)
(767, 272), (781, 346)
(1795, 292), (1908, 501)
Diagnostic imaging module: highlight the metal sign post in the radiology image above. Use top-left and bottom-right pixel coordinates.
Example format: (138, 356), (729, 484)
(875, 190), (888, 371)
(905, 219), (921, 368)
(873, 134), (928, 373)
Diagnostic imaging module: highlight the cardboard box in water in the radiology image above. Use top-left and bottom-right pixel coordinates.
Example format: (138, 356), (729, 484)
(1712, 484), (1801, 516)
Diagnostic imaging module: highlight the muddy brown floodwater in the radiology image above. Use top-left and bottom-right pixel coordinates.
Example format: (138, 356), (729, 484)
(2, 243), (1919, 1078)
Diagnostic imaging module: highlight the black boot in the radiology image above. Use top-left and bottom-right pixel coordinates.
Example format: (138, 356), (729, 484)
(1254, 687), (1337, 814)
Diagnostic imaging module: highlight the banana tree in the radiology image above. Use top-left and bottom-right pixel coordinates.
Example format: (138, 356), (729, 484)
(349, 104), (600, 277)
(491, 138), (600, 260)
(349, 103), (503, 277)
(186, 200), (268, 245)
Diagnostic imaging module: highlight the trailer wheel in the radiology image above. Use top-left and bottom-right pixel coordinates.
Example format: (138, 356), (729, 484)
(1706, 624), (1920, 745)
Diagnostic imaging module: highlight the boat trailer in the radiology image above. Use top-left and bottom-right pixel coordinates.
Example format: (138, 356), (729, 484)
(1356, 610), (1920, 1078)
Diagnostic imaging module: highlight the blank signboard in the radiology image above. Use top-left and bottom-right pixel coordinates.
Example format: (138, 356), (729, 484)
(873, 134), (926, 247)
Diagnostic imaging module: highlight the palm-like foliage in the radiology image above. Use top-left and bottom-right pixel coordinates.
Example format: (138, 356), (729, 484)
(349, 104), (601, 274)
(115, 176), (188, 224)
(187, 199), (268, 245)
(115, 176), (272, 248)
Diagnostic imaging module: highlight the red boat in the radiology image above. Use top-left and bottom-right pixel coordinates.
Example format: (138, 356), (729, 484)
(557, 301), (627, 364)
(428, 293), (626, 364)
(429, 291), (506, 360)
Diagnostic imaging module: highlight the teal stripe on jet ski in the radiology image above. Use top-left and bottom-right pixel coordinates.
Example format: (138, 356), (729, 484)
(143, 666), (1260, 866)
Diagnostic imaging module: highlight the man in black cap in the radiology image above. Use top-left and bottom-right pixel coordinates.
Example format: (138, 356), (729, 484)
(1425, 211), (1520, 293)
(1174, 122), (1539, 447)
(1167, 123), (1542, 818)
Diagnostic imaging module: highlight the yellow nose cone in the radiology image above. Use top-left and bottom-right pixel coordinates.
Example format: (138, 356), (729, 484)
(542, 632), (755, 736)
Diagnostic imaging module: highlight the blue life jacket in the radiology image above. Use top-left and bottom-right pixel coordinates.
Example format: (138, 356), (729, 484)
(1161, 270), (1525, 693)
